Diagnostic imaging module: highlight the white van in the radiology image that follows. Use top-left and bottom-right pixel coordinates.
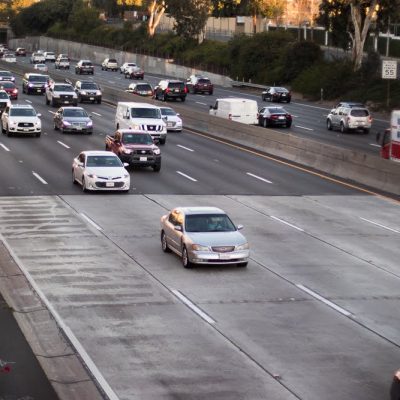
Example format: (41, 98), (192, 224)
(115, 102), (167, 144)
(209, 98), (258, 125)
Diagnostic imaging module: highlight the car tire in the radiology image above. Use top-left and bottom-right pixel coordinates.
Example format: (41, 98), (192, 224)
(73, 102), (78, 106)
(262, 95), (266, 101)
(181, 97), (186, 102)
(286, 122), (292, 128)
(363, 128), (370, 134)
(340, 122), (346, 133)
(286, 99), (291, 103)
(161, 231), (171, 253)
(182, 246), (193, 269)
(97, 99), (101, 104)
(263, 118), (268, 128)
(1, 123), (5, 134)
(36, 132), (41, 137)
(209, 91), (213, 95)
(237, 262), (248, 268)
(162, 94), (166, 102)
(72, 171), (77, 184)
(6, 126), (11, 137)
(159, 138), (166, 145)
(153, 164), (161, 172)
(327, 119), (332, 131)
(51, 98), (56, 107)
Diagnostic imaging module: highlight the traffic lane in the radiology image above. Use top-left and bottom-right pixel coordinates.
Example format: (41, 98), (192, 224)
(0, 295), (59, 400)
(64, 193), (400, 400)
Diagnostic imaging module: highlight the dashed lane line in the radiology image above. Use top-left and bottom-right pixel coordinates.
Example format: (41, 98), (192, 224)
(0, 143), (10, 152)
(92, 112), (102, 117)
(176, 171), (197, 182)
(270, 216), (304, 232)
(32, 171), (48, 184)
(195, 101), (208, 106)
(177, 144), (194, 152)
(57, 140), (70, 149)
(294, 125), (314, 131)
(246, 172), (272, 184)
(80, 213), (103, 231)
(359, 217), (400, 234)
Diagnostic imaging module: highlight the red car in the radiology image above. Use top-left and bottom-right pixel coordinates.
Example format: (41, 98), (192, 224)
(0, 81), (18, 99)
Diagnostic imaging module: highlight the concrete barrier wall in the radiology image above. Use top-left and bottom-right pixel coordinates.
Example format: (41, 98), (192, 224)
(4, 41), (400, 196)
(9, 36), (233, 87)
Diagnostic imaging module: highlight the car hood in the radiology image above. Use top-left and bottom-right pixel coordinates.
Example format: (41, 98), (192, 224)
(123, 143), (155, 149)
(185, 231), (246, 247)
(54, 91), (76, 96)
(130, 118), (165, 125)
(86, 167), (126, 177)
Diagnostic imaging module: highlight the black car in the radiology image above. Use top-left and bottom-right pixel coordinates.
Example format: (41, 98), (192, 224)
(22, 73), (49, 95)
(154, 79), (187, 102)
(261, 86), (291, 103)
(74, 80), (102, 104)
(186, 75), (213, 95)
(75, 60), (94, 75)
(258, 106), (292, 128)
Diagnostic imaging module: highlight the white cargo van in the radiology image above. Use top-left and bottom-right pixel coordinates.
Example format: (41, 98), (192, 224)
(115, 102), (167, 144)
(209, 98), (258, 125)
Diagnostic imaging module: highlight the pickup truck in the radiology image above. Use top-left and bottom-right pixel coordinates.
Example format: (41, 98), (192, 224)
(105, 129), (161, 172)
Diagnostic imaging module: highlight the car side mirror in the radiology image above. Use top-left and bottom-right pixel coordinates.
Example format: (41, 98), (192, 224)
(89, 115), (92, 119)
(237, 224), (244, 230)
(176, 113), (180, 116)
(123, 162), (129, 167)
(209, 105), (213, 110)
(37, 113), (41, 118)
(174, 226), (182, 232)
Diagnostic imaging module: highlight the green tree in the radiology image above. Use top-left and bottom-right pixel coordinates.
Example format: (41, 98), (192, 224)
(69, 0), (101, 35)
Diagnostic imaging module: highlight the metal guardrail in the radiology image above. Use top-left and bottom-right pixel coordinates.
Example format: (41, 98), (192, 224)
(231, 80), (268, 90)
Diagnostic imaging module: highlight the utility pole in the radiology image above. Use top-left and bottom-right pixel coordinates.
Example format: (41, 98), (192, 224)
(386, 16), (390, 57)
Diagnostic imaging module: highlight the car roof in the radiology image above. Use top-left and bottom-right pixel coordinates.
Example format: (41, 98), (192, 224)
(175, 207), (225, 215)
(82, 151), (118, 156)
(10, 104), (34, 108)
(0, 70), (12, 74)
(26, 73), (47, 77)
(118, 102), (159, 109)
(60, 106), (84, 110)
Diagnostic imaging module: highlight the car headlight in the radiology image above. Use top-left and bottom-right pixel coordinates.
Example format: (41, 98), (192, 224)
(11, 77), (15, 82)
(87, 173), (97, 179)
(53, 94), (60, 98)
(131, 124), (141, 130)
(86, 121), (93, 127)
(96, 90), (101, 95)
(236, 243), (249, 251)
(123, 149), (132, 155)
(123, 173), (129, 178)
(191, 244), (210, 251)
(81, 91), (87, 95)
(62, 120), (71, 126)
(153, 148), (160, 155)
(10, 121), (17, 125)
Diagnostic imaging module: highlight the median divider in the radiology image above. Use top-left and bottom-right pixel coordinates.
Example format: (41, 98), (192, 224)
(2, 56), (399, 197)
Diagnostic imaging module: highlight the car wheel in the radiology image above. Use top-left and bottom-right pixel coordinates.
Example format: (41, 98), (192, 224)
(182, 246), (193, 269)
(78, 95), (82, 103)
(73, 102), (78, 106)
(209, 91), (213, 95)
(363, 128), (370, 134)
(340, 122), (346, 133)
(162, 94), (166, 102)
(153, 164), (161, 172)
(6, 126), (11, 137)
(97, 99), (101, 104)
(262, 95), (265, 101)
(159, 138), (166, 145)
(36, 132), (41, 137)
(181, 96), (186, 102)
(263, 118), (268, 128)
(1, 122), (5, 134)
(286, 99), (291, 103)
(161, 231), (171, 253)
(72, 170), (77, 184)
(327, 119), (332, 131)
(51, 99), (56, 107)
(81, 177), (87, 192)
(237, 262), (248, 268)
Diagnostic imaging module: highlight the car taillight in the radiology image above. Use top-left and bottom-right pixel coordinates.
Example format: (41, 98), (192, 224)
(271, 115), (278, 119)
(286, 114), (292, 119)
(368, 116), (373, 123)
(184, 86), (188, 93)
(165, 88), (170, 93)
(12, 89), (17, 93)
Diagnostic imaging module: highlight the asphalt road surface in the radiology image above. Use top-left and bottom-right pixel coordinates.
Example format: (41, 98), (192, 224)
(0, 60), (398, 400)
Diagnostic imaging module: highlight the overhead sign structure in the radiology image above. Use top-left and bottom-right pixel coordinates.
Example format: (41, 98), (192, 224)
(382, 60), (398, 79)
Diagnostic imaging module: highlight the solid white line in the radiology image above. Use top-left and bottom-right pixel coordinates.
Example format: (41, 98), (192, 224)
(177, 144), (194, 152)
(176, 171), (197, 182)
(48, 110), (55, 115)
(57, 140), (70, 149)
(270, 216), (304, 232)
(25, 99), (32, 104)
(32, 171), (48, 185)
(80, 213), (103, 231)
(0, 143), (10, 152)
(108, 81), (115, 84)
(195, 101), (207, 106)
(246, 172), (272, 184)
(296, 284), (352, 317)
(172, 289), (215, 324)
(359, 217), (400, 233)
(92, 112), (102, 117)
(294, 125), (314, 131)
(369, 143), (381, 148)
(0, 235), (120, 400)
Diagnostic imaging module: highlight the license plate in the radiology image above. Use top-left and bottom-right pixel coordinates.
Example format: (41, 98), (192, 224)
(23, 128), (30, 132)
(37, 89), (41, 92)
(89, 97), (94, 100)
(167, 122), (173, 127)
(174, 89), (179, 92)
(139, 156), (147, 161)
(278, 116), (285, 120)
(64, 101), (69, 104)
(219, 253), (231, 260)
(106, 182), (114, 187)
(76, 126), (82, 130)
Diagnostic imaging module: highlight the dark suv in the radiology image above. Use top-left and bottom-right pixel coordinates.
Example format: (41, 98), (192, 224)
(261, 86), (291, 103)
(74, 80), (102, 104)
(22, 73), (49, 94)
(186, 75), (213, 95)
(154, 80), (187, 102)
(75, 60), (94, 75)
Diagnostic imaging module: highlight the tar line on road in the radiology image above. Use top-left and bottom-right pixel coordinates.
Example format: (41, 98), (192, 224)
(0, 294), (59, 400)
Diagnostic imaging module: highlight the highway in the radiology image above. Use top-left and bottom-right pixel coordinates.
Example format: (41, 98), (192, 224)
(0, 61), (399, 400)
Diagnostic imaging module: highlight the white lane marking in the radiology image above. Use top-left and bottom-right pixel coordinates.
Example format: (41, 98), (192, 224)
(177, 144), (194, 152)
(270, 216), (304, 232)
(0, 234), (120, 400)
(48, 110), (55, 115)
(0, 143), (10, 152)
(32, 171), (48, 184)
(246, 172), (272, 184)
(296, 284), (352, 317)
(359, 217), (400, 234)
(108, 80), (115, 84)
(195, 101), (207, 106)
(294, 125), (314, 131)
(172, 289), (215, 324)
(369, 143), (381, 148)
(92, 112), (102, 117)
(57, 140), (70, 149)
(25, 99), (32, 104)
(80, 213), (103, 231)
(176, 171), (197, 182)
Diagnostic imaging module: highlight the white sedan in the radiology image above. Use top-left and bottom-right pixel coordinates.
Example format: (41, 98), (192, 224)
(120, 62), (137, 74)
(160, 106), (183, 132)
(3, 53), (16, 63)
(33, 63), (48, 72)
(72, 151), (130, 192)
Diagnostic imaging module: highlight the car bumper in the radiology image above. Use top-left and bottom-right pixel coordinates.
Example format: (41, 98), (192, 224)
(27, 87), (45, 94)
(166, 93), (186, 99)
(80, 95), (101, 102)
(9, 127), (41, 134)
(188, 249), (250, 264)
(62, 126), (92, 133)
(147, 132), (167, 142)
(53, 98), (78, 106)
(347, 123), (371, 130)
(78, 69), (94, 74)
(87, 178), (130, 191)
(166, 123), (182, 132)
(120, 154), (161, 167)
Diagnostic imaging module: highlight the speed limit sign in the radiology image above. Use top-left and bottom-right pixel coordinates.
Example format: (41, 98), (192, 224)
(382, 60), (398, 79)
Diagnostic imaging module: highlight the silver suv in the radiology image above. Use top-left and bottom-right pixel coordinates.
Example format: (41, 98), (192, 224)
(45, 82), (78, 107)
(326, 105), (372, 134)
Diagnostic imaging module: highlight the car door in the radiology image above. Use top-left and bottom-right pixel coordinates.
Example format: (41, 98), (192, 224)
(75, 153), (85, 183)
(165, 210), (183, 253)
(1, 106), (8, 128)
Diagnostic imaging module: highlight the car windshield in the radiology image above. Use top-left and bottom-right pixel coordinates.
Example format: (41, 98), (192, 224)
(0, 92), (8, 99)
(81, 83), (98, 89)
(29, 76), (47, 82)
(46, 52), (54, 55)
(268, 107), (286, 113)
(86, 155), (122, 167)
(36, 64), (46, 68)
(59, 58), (68, 62)
(350, 109), (369, 117)
(185, 214), (236, 233)
(9, 108), (36, 117)
(1, 82), (14, 88)
(169, 82), (184, 89)
(275, 87), (288, 92)
(131, 108), (161, 119)
(122, 133), (153, 144)
(126, 63), (136, 67)
(160, 108), (176, 116)
(0, 72), (12, 77)
(54, 85), (74, 92)
(136, 84), (152, 91)
(63, 109), (88, 118)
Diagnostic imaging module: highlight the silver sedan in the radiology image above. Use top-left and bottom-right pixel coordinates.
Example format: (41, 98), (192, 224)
(160, 207), (249, 268)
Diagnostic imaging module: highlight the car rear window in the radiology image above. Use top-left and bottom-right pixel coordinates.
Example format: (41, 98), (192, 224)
(268, 107), (285, 113)
(136, 84), (152, 91)
(108, 59), (117, 63)
(82, 62), (93, 66)
(350, 109), (369, 117)
(198, 79), (211, 84)
(168, 82), (184, 90)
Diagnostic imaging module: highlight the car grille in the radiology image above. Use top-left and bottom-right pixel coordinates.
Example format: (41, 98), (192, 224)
(142, 125), (163, 132)
(95, 181), (124, 188)
(212, 246), (235, 253)
(71, 122), (86, 128)
(60, 95), (73, 100)
(18, 122), (34, 127)
(132, 149), (153, 155)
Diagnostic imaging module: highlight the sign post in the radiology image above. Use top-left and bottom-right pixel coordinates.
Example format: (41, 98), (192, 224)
(382, 60), (398, 107)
